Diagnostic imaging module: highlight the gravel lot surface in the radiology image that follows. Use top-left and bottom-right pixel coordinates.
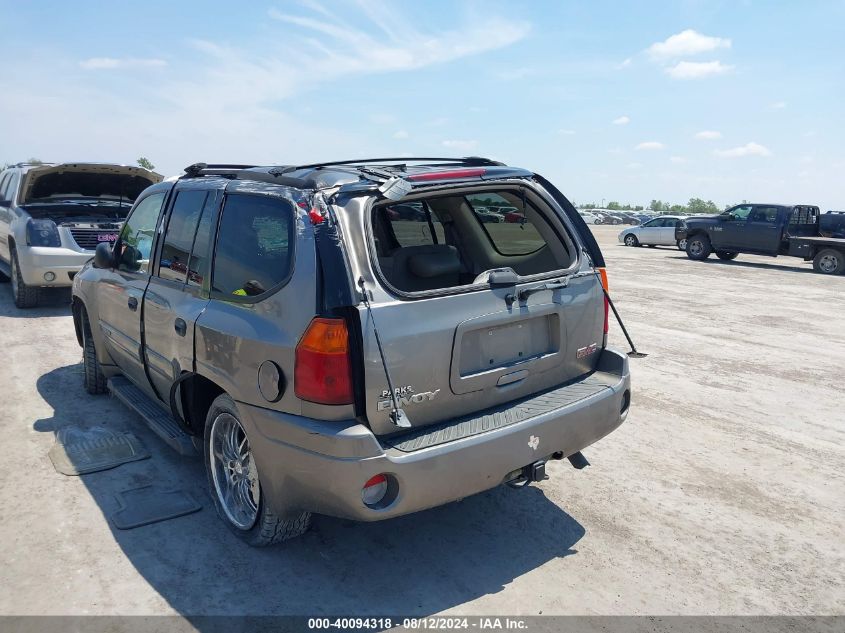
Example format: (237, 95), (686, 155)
(0, 225), (842, 616)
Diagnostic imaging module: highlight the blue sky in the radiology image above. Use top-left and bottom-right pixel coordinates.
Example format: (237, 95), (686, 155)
(1, 0), (843, 209)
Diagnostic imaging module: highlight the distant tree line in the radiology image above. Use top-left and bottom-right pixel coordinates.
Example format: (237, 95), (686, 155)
(577, 197), (728, 215)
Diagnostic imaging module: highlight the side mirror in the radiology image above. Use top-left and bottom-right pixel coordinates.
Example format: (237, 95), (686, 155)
(93, 242), (114, 269)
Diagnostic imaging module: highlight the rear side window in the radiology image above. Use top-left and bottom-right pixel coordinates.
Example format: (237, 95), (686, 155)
(750, 206), (779, 224)
(382, 201), (446, 247)
(465, 193), (545, 255)
(212, 194), (294, 297)
(158, 190), (208, 283)
(117, 192), (166, 273)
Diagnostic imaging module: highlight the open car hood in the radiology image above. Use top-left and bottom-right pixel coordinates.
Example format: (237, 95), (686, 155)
(20, 163), (163, 205)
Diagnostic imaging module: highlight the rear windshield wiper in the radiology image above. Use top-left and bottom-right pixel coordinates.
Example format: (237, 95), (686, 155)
(505, 277), (570, 307)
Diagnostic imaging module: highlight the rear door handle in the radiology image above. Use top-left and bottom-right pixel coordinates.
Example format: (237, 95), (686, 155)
(127, 296), (138, 311)
(174, 318), (187, 337)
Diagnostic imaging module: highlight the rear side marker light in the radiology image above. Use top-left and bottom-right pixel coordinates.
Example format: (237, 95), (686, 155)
(406, 168), (486, 182)
(362, 474), (389, 507)
(294, 318), (353, 405)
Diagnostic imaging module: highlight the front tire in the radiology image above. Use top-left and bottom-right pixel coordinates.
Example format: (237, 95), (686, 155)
(686, 235), (712, 260)
(10, 248), (39, 308)
(716, 251), (739, 261)
(81, 310), (107, 395)
(624, 234), (639, 247)
(813, 248), (845, 275)
(204, 394), (311, 546)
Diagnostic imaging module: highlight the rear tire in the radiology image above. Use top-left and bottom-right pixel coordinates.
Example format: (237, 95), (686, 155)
(813, 248), (845, 275)
(10, 248), (39, 308)
(686, 235), (712, 260)
(204, 394), (311, 546)
(677, 238), (687, 251)
(716, 251), (739, 261)
(82, 310), (107, 395)
(624, 234), (639, 247)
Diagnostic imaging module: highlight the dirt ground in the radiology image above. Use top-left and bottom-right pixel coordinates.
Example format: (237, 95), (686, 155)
(0, 224), (842, 617)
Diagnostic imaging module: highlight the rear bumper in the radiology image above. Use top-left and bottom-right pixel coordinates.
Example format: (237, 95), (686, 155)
(16, 246), (92, 287)
(241, 348), (631, 522)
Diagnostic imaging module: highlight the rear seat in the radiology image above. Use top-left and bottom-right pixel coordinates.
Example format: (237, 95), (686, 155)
(379, 244), (462, 292)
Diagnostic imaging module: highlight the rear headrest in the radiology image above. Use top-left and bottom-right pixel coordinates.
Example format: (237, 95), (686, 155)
(406, 245), (461, 278)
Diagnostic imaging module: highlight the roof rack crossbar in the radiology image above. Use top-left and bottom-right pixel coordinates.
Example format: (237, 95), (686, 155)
(277, 156), (504, 174)
(182, 162), (260, 178)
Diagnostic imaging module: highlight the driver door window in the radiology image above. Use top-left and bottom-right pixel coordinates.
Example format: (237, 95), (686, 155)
(728, 206), (753, 221)
(117, 192), (166, 274)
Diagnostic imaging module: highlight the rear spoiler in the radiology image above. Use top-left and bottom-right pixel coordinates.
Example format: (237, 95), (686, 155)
(532, 174), (606, 268)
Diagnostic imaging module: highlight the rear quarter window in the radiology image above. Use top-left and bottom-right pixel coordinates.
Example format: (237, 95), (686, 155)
(211, 193), (294, 298)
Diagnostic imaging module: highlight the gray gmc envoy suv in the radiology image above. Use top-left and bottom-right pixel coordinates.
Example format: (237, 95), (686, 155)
(71, 158), (631, 546)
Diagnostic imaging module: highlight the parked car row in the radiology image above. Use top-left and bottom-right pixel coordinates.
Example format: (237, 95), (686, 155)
(1, 156), (631, 546)
(580, 209), (650, 226)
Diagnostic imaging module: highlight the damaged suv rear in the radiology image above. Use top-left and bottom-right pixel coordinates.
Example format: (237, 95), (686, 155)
(0, 162), (162, 307)
(72, 157), (630, 546)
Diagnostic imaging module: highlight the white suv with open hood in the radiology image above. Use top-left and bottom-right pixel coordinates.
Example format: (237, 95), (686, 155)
(0, 162), (162, 307)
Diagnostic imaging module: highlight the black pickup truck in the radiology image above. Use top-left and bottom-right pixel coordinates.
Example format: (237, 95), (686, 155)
(676, 203), (845, 275)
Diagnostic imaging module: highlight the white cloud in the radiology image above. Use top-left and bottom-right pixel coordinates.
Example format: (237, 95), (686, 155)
(635, 141), (665, 151)
(607, 147), (624, 155)
(669, 156), (687, 164)
(267, 5), (530, 75)
(714, 142), (772, 158)
(392, 130), (409, 139)
(617, 57), (632, 69)
(442, 139), (478, 151)
(665, 60), (733, 79)
(770, 101), (787, 110)
(80, 57), (168, 70)
(612, 115), (630, 125)
(647, 29), (731, 59)
(558, 129), (576, 135)
(695, 130), (722, 140)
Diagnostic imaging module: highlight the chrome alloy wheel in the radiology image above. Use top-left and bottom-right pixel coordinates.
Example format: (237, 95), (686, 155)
(677, 238), (688, 251)
(688, 239), (705, 257)
(818, 253), (839, 274)
(209, 412), (260, 530)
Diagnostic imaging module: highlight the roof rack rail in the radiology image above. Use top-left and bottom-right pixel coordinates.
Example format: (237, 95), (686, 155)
(182, 162), (259, 178)
(13, 162), (51, 168)
(275, 156), (504, 174)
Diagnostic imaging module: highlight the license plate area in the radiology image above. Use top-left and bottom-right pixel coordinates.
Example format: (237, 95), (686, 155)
(459, 314), (557, 376)
(450, 305), (564, 395)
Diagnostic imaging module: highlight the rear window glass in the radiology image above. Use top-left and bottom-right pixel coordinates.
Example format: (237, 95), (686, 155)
(465, 193), (546, 255)
(371, 189), (573, 294)
(212, 194), (294, 298)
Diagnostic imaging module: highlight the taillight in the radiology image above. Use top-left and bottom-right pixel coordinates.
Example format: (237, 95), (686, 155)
(294, 318), (353, 405)
(599, 268), (610, 336)
(406, 168), (486, 182)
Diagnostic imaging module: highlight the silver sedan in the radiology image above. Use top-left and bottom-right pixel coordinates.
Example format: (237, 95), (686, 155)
(618, 215), (687, 249)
